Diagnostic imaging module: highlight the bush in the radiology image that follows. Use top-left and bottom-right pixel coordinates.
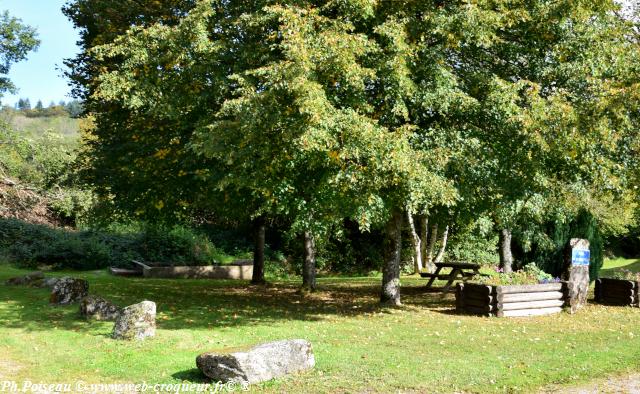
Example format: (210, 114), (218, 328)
(0, 218), (221, 270)
(515, 210), (604, 280)
(446, 217), (499, 265)
(475, 263), (560, 286)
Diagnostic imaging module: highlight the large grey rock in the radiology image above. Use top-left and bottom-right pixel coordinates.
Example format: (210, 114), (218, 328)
(49, 278), (89, 305)
(80, 296), (121, 321)
(196, 339), (315, 384)
(40, 277), (62, 289)
(5, 271), (44, 286)
(112, 301), (156, 340)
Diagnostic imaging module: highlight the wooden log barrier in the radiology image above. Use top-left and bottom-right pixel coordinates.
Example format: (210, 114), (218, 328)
(498, 299), (565, 311)
(498, 306), (563, 318)
(495, 283), (564, 295)
(498, 291), (563, 303)
(594, 278), (639, 307)
(456, 282), (566, 317)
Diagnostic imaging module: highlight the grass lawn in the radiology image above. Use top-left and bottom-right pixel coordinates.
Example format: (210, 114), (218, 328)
(1, 259), (639, 393)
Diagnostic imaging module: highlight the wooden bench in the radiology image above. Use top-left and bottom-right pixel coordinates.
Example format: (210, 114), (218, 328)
(422, 261), (484, 293)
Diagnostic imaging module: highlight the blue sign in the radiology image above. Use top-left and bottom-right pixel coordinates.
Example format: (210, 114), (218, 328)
(572, 249), (590, 266)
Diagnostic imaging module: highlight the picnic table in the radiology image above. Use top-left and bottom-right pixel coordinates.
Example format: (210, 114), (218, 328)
(420, 261), (484, 292)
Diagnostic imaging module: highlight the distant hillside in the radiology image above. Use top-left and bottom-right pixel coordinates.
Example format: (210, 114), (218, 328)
(0, 111), (79, 138)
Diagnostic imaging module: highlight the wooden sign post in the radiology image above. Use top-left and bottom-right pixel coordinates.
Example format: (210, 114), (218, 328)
(563, 238), (590, 313)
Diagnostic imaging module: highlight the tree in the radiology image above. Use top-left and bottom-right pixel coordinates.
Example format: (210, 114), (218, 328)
(419, 0), (638, 273)
(74, 1), (454, 300)
(64, 100), (83, 118)
(0, 11), (39, 97)
(65, 0), (271, 285)
(16, 98), (30, 110)
(68, 0), (638, 303)
(34, 100), (43, 110)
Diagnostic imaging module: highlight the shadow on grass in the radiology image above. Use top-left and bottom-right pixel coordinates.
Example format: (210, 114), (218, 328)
(0, 267), (457, 333)
(600, 259), (640, 278)
(172, 369), (209, 383)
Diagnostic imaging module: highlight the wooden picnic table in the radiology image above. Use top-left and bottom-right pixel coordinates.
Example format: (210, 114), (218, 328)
(420, 261), (483, 292)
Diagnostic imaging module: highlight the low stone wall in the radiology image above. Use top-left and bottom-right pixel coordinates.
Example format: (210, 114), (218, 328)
(456, 282), (566, 317)
(594, 278), (639, 307)
(132, 261), (253, 280)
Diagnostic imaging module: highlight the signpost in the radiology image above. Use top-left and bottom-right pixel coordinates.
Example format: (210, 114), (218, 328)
(564, 239), (590, 313)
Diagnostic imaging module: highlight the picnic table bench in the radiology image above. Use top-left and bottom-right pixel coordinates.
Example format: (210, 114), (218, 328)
(420, 261), (486, 292)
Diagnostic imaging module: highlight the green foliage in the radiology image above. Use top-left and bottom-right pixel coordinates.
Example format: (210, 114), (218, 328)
(0, 108), (80, 137)
(0, 218), (222, 270)
(286, 223), (385, 275)
(516, 210), (605, 280)
(0, 123), (77, 188)
(608, 268), (640, 281)
(476, 263), (558, 286)
(47, 188), (95, 226)
(65, 0), (640, 276)
(0, 11), (39, 97)
(446, 217), (499, 264)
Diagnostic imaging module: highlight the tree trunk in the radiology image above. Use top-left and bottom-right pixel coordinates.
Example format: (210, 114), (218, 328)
(425, 223), (439, 272)
(434, 225), (450, 263)
(302, 230), (317, 291)
(381, 210), (402, 306)
(499, 228), (513, 274)
(420, 216), (428, 268)
(251, 217), (266, 285)
(406, 211), (423, 274)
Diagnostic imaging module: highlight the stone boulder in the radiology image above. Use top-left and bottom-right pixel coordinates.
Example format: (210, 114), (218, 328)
(40, 277), (62, 289)
(49, 278), (89, 305)
(5, 271), (44, 286)
(112, 301), (156, 340)
(80, 296), (121, 321)
(196, 339), (315, 384)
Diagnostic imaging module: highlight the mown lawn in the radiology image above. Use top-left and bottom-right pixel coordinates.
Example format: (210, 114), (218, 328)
(1, 259), (639, 393)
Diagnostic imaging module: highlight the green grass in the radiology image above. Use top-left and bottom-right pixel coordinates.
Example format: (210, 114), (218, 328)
(1, 261), (640, 393)
(600, 257), (640, 277)
(2, 113), (79, 138)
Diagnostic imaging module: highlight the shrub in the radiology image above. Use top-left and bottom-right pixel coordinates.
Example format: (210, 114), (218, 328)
(608, 269), (640, 281)
(475, 263), (560, 286)
(446, 217), (499, 265)
(515, 210), (604, 280)
(0, 218), (220, 270)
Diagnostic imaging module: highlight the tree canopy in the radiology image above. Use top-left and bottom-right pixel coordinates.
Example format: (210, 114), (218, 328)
(66, 0), (640, 303)
(0, 10), (39, 98)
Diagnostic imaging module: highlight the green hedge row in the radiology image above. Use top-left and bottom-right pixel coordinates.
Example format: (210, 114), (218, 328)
(0, 218), (220, 270)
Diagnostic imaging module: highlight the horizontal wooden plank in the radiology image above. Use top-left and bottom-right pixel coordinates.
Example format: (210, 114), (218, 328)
(464, 305), (493, 316)
(498, 299), (565, 311)
(600, 289), (635, 298)
(600, 283), (636, 292)
(601, 295), (635, 304)
(436, 262), (481, 269)
(496, 283), (564, 295)
(464, 298), (493, 309)
(131, 260), (151, 270)
(464, 294), (495, 304)
(498, 291), (564, 303)
(419, 273), (457, 279)
(498, 307), (563, 318)
(462, 284), (494, 296)
(599, 278), (637, 289)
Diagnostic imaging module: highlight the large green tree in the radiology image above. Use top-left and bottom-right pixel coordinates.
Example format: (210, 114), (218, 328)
(72, 0), (456, 302)
(68, 0), (639, 303)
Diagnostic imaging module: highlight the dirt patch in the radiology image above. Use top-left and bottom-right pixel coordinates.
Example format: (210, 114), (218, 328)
(545, 374), (640, 393)
(0, 359), (22, 379)
(0, 178), (61, 226)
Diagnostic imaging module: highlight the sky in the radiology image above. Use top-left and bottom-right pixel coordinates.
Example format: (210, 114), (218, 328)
(2, 0), (80, 107)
